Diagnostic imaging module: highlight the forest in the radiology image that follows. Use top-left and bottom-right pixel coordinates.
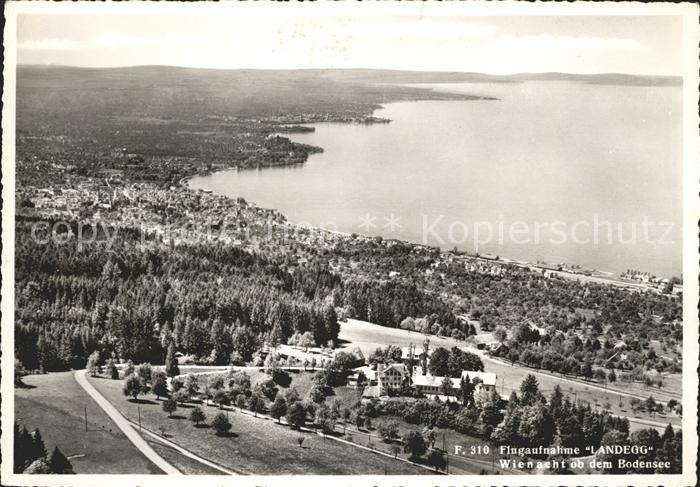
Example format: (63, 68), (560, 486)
(14, 215), (455, 372)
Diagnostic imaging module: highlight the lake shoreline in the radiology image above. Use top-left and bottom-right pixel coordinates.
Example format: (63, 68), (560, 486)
(186, 174), (670, 293)
(188, 81), (682, 278)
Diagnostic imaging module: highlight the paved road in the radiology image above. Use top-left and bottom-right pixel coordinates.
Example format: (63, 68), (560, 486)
(467, 347), (681, 407)
(482, 352), (681, 401)
(173, 365), (317, 380)
(74, 370), (181, 475)
(610, 413), (677, 431)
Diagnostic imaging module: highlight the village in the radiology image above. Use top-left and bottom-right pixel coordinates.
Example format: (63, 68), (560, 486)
(17, 170), (685, 303)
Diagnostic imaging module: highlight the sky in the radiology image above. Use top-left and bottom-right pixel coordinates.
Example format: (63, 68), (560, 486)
(16, 14), (682, 75)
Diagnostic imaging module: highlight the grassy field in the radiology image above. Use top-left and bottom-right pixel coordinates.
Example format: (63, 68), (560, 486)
(164, 365), (614, 474)
(338, 319), (466, 358)
(14, 372), (162, 474)
(344, 415), (519, 475)
(87, 375), (429, 475)
(338, 319), (681, 431)
(602, 373), (682, 401)
(145, 439), (226, 475)
(176, 367), (519, 473)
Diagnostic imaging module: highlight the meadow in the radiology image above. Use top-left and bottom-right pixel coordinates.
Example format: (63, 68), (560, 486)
(87, 375), (429, 475)
(15, 372), (162, 474)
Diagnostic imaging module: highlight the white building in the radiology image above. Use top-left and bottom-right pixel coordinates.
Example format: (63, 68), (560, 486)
(347, 366), (378, 389)
(460, 371), (497, 393)
(411, 374), (460, 397)
(411, 370), (497, 399)
(401, 346), (432, 363)
(377, 363), (406, 394)
(349, 363), (407, 396)
(528, 322), (548, 337)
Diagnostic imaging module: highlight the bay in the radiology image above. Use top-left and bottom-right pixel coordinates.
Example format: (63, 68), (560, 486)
(189, 81), (682, 277)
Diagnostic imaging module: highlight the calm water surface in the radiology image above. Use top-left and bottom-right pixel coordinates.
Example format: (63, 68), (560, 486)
(190, 81), (682, 277)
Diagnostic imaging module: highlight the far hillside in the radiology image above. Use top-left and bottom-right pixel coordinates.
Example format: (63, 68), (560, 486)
(16, 65), (485, 121)
(16, 65), (486, 188)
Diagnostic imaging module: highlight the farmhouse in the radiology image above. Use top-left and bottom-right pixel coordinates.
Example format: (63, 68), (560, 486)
(488, 342), (509, 354)
(348, 363), (407, 395)
(400, 346), (432, 364)
(347, 366), (377, 388)
(376, 363), (406, 395)
(411, 371), (496, 398)
(473, 333), (498, 349)
(531, 325), (548, 337)
(460, 371), (497, 393)
(411, 374), (460, 397)
(262, 343), (334, 363)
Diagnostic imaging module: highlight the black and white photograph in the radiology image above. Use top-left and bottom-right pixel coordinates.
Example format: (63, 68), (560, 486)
(1, 2), (698, 486)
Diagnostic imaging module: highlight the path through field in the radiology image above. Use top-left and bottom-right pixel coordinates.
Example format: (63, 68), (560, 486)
(74, 370), (181, 475)
(16, 371), (165, 474)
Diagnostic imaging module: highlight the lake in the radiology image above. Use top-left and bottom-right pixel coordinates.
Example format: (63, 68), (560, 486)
(189, 81), (682, 277)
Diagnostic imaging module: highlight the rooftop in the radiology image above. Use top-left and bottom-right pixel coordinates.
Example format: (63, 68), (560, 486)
(412, 374), (460, 389)
(460, 371), (497, 386)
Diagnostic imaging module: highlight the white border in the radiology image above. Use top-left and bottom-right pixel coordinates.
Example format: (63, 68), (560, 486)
(2, 2), (698, 486)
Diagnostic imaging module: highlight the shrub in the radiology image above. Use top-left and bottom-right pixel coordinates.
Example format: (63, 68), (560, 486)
(378, 421), (399, 442)
(270, 396), (288, 423)
(257, 379), (279, 402)
(403, 430), (427, 461)
(105, 359), (119, 380)
(271, 368), (292, 387)
(49, 446), (74, 474)
(189, 406), (206, 426)
(86, 351), (100, 377)
(162, 397), (177, 417)
(151, 372), (169, 399)
(122, 374), (144, 401)
(426, 449), (447, 471)
(212, 413), (232, 436)
(287, 402), (307, 429)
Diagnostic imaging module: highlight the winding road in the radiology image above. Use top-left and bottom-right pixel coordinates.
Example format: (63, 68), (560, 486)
(74, 370), (181, 475)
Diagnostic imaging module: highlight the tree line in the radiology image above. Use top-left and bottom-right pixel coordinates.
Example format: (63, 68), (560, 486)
(16, 215), (468, 373)
(14, 422), (74, 474)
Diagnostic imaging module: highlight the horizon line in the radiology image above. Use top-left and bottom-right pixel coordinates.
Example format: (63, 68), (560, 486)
(16, 63), (682, 79)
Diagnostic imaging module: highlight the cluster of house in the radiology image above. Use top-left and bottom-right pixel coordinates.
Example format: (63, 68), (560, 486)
(259, 342), (336, 367)
(272, 344), (334, 363)
(619, 270), (683, 294)
(348, 346), (497, 400)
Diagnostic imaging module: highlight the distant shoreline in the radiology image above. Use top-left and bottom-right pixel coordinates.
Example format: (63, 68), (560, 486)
(187, 96), (680, 286)
(186, 178), (677, 292)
